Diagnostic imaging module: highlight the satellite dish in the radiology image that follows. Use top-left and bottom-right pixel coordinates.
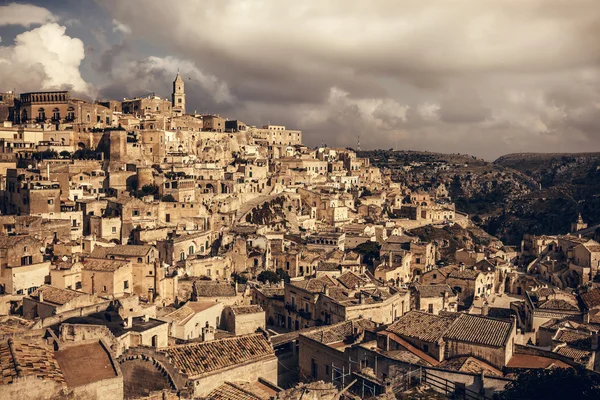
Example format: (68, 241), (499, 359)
(40, 247), (45, 253)
(28, 164), (33, 169)
(62, 256), (68, 262)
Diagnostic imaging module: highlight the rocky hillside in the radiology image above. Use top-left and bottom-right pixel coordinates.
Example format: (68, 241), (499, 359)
(360, 150), (537, 219)
(361, 150), (600, 245)
(490, 153), (600, 243)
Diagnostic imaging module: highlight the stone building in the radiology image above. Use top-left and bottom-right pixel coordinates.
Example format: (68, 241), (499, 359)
(160, 333), (277, 397)
(413, 284), (458, 315)
(161, 301), (223, 341)
(22, 285), (104, 320)
(0, 338), (123, 400)
(298, 319), (376, 382)
(171, 72), (186, 115)
(13, 91), (114, 131)
(0, 235), (50, 295)
(223, 304), (266, 336)
(81, 258), (133, 297)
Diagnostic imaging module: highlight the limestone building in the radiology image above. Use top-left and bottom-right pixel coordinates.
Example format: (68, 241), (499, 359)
(172, 72), (186, 115)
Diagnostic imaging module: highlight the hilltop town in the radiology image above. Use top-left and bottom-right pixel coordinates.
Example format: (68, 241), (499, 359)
(1, 76), (600, 400)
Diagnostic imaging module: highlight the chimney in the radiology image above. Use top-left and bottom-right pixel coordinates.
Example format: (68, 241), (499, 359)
(481, 302), (489, 316)
(142, 314), (149, 323)
(124, 316), (132, 328)
(359, 291), (365, 304)
(202, 326), (215, 342)
(38, 289), (44, 303)
(592, 331), (598, 351)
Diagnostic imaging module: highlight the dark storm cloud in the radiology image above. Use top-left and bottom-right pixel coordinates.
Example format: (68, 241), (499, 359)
(2, 0), (600, 158)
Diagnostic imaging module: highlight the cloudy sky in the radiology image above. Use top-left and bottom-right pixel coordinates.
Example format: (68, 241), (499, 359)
(1, 1), (599, 159)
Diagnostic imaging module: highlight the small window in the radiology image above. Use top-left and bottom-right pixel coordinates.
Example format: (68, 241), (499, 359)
(75, 281), (82, 289)
(428, 304), (434, 313)
(48, 199), (54, 205)
(112, 227), (117, 233)
(137, 258), (142, 263)
(103, 285), (107, 291)
(124, 280), (129, 289)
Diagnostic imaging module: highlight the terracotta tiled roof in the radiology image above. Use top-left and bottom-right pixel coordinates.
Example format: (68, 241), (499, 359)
(448, 269), (481, 280)
(31, 285), (87, 306)
(554, 346), (592, 364)
(553, 329), (591, 347)
(439, 356), (502, 377)
(193, 281), (236, 297)
(387, 311), (456, 343)
(337, 271), (368, 289)
(0, 235), (38, 249)
(82, 257), (129, 272)
(581, 288), (600, 310)
(0, 339), (65, 385)
(256, 287), (284, 298)
(166, 302), (219, 324)
(444, 314), (513, 348)
(206, 381), (274, 400)
(288, 275), (337, 293)
(228, 305), (264, 315)
(162, 334), (274, 378)
(535, 287), (555, 298)
(91, 244), (154, 258)
(0, 316), (35, 335)
(302, 319), (376, 344)
(539, 299), (579, 312)
(415, 284), (454, 298)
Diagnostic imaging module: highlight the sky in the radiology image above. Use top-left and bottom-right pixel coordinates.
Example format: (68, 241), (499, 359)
(1, 1), (600, 160)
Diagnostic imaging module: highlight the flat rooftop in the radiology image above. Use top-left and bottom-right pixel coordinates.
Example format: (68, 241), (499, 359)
(54, 341), (117, 387)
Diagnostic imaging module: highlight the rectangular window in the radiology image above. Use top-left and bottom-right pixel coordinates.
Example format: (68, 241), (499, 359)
(75, 281), (82, 289)
(124, 280), (129, 289)
(21, 256), (32, 266)
(137, 258), (142, 263)
(428, 304), (434, 313)
(112, 227), (117, 233)
(132, 210), (140, 216)
(47, 199), (54, 205)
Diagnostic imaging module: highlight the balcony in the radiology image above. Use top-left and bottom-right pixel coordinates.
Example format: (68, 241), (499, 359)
(285, 303), (297, 312)
(298, 309), (312, 320)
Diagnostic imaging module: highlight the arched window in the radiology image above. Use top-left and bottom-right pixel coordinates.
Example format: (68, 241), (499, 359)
(86, 114), (90, 122)
(37, 108), (45, 121)
(188, 245), (195, 255)
(180, 252), (185, 261)
(52, 108), (60, 121)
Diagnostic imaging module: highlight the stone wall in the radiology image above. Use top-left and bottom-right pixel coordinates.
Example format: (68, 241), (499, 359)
(193, 356), (278, 397)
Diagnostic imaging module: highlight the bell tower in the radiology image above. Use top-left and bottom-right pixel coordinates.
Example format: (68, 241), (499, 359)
(172, 71), (186, 115)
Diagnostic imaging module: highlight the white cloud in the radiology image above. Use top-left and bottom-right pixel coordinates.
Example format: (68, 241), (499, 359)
(0, 3), (56, 27)
(112, 19), (131, 34)
(0, 23), (91, 94)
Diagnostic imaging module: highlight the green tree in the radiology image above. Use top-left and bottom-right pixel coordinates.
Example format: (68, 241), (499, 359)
(139, 184), (159, 198)
(232, 272), (248, 284)
(494, 367), (600, 400)
(257, 270), (281, 284)
(276, 268), (291, 283)
(59, 150), (71, 158)
(161, 194), (176, 202)
(354, 241), (381, 267)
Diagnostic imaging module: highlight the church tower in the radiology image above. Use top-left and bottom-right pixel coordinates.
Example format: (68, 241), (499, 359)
(571, 213), (588, 233)
(172, 71), (186, 115)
